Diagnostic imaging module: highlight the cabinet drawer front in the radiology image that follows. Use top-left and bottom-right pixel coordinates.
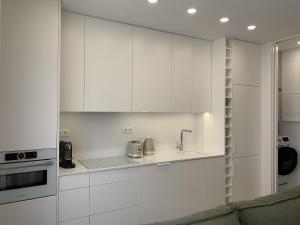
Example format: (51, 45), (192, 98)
(90, 167), (141, 186)
(59, 188), (89, 222)
(90, 179), (141, 215)
(59, 174), (89, 191)
(90, 206), (140, 225)
(59, 217), (89, 225)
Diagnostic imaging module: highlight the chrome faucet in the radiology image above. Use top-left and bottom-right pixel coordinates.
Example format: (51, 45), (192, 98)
(177, 129), (192, 151)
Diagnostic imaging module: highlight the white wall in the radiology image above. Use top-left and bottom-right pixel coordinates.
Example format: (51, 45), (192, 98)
(279, 47), (300, 186)
(60, 112), (205, 159)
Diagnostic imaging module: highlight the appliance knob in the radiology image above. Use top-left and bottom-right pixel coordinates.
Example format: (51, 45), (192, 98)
(17, 152), (25, 160)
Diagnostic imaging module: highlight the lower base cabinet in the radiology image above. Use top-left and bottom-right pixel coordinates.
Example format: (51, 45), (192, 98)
(59, 217), (89, 225)
(90, 206), (140, 225)
(59, 157), (225, 225)
(232, 155), (261, 202)
(0, 196), (56, 225)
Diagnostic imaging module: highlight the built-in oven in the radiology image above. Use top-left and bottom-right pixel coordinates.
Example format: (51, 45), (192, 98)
(0, 148), (57, 204)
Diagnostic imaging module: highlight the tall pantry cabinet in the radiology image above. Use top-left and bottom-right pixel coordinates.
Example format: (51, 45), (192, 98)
(225, 40), (262, 203)
(0, 0), (59, 151)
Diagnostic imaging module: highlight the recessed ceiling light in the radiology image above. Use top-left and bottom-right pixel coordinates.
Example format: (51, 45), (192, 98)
(247, 25), (256, 31)
(297, 41), (300, 45)
(147, 0), (158, 4)
(220, 17), (230, 23)
(187, 8), (197, 15)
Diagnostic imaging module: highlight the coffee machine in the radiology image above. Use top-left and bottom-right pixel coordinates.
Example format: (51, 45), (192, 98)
(59, 141), (76, 169)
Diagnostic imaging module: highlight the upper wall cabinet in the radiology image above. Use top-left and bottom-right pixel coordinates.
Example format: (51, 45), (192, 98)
(192, 39), (212, 113)
(232, 40), (261, 86)
(61, 11), (85, 112)
(60, 13), (212, 113)
(0, 0), (59, 150)
(171, 35), (193, 112)
(132, 27), (172, 112)
(84, 17), (133, 112)
(281, 48), (300, 121)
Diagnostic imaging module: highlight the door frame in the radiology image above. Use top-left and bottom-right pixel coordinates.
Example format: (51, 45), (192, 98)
(269, 34), (300, 193)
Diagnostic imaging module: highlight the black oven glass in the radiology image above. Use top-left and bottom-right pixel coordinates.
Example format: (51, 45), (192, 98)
(0, 170), (47, 191)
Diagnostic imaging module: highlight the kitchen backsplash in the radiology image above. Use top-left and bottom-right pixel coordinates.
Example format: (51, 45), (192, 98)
(60, 112), (204, 159)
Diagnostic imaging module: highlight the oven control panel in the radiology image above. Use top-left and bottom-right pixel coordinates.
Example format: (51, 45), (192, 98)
(5, 151), (37, 161)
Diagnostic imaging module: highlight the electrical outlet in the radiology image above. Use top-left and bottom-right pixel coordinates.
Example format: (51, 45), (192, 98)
(59, 128), (69, 138)
(122, 127), (133, 134)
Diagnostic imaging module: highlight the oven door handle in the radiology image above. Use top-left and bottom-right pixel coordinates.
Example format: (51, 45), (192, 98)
(0, 159), (55, 170)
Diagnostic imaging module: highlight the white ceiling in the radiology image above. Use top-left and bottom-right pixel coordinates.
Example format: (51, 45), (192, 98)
(62, 0), (300, 44)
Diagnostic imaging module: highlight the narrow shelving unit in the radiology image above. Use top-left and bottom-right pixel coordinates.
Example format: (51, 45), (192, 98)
(225, 39), (233, 204)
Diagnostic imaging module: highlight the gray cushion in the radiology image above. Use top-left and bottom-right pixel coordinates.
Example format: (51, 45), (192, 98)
(230, 186), (300, 225)
(143, 205), (242, 225)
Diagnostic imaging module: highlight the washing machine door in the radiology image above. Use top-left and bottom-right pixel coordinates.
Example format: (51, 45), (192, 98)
(278, 146), (298, 176)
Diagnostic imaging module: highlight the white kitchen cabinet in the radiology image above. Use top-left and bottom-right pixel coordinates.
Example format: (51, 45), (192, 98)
(192, 39), (212, 113)
(202, 157), (225, 209)
(232, 40), (261, 86)
(0, 196), (56, 225)
(59, 173), (89, 191)
(141, 162), (181, 224)
(59, 188), (90, 222)
(90, 179), (142, 215)
(60, 11), (85, 112)
(132, 27), (172, 112)
(232, 155), (261, 202)
(90, 206), (140, 225)
(180, 159), (204, 216)
(233, 85), (260, 157)
(171, 35), (193, 112)
(59, 217), (89, 225)
(84, 17), (132, 112)
(281, 48), (300, 121)
(0, 0), (59, 151)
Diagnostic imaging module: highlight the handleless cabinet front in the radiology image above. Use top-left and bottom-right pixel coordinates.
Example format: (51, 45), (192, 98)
(132, 27), (172, 112)
(59, 188), (89, 223)
(141, 162), (181, 224)
(84, 17), (133, 112)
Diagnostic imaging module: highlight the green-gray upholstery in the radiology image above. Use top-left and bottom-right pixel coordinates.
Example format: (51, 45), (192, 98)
(144, 186), (300, 225)
(144, 205), (242, 225)
(230, 186), (300, 225)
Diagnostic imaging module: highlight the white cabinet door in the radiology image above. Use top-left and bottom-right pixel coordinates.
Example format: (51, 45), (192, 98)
(90, 179), (141, 215)
(233, 85), (260, 157)
(60, 11), (84, 112)
(59, 188), (90, 222)
(180, 159), (204, 217)
(0, 0), (58, 150)
(90, 206), (140, 225)
(232, 155), (261, 202)
(84, 17), (132, 112)
(132, 27), (172, 112)
(192, 39), (212, 113)
(202, 157), (225, 209)
(0, 196), (56, 225)
(141, 162), (181, 224)
(171, 35), (193, 112)
(232, 40), (261, 86)
(282, 48), (300, 93)
(59, 217), (89, 225)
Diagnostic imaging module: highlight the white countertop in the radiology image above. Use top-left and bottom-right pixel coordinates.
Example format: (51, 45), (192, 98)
(59, 150), (224, 177)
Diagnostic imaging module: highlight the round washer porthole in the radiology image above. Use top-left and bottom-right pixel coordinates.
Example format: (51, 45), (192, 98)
(278, 147), (298, 176)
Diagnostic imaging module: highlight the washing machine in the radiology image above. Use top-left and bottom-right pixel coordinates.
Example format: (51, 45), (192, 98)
(277, 136), (298, 191)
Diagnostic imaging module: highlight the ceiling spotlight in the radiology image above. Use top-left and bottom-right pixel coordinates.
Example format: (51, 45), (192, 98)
(220, 17), (230, 23)
(247, 25), (256, 31)
(297, 41), (300, 45)
(148, 0), (158, 4)
(187, 8), (197, 15)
